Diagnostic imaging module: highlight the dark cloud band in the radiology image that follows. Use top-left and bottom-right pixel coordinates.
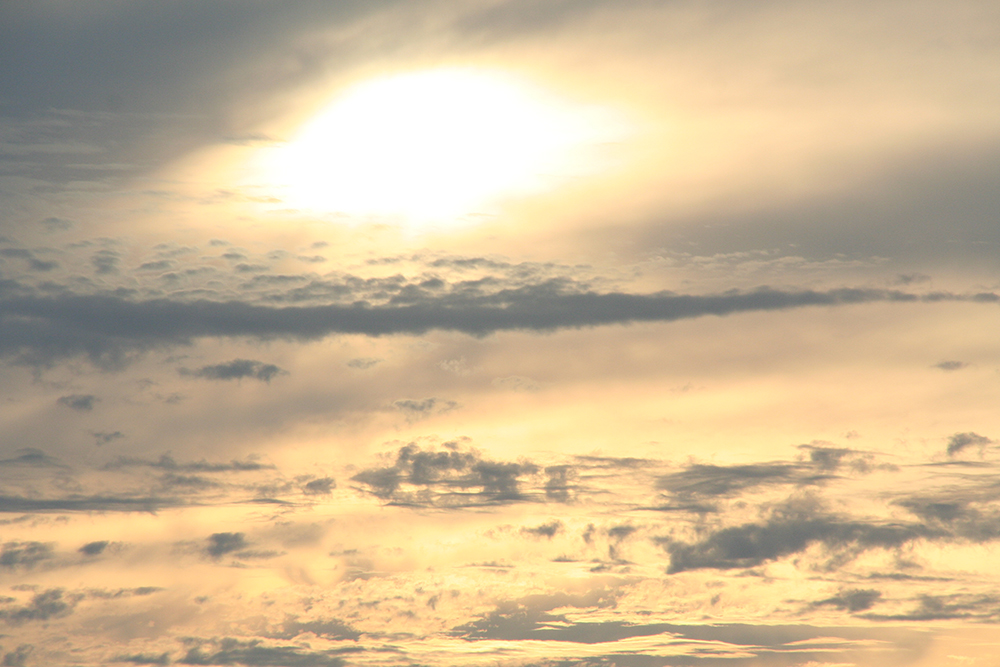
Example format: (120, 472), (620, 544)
(1, 286), (993, 366)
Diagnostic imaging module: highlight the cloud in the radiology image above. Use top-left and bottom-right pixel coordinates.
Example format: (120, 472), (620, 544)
(180, 359), (286, 382)
(0, 448), (65, 467)
(934, 360), (967, 371)
(392, 397), (458, 419)
(205, 532), (247, 559)
(112, 653), (170, 666)
(57, 394), (98, 411)
(656, 446), (884, 503)
(658, 502), (935, 573)
(179, 639), (346, 666)
(544, 465), (576, 502)
(79, 541), (109, 556)
(103, 454), (273, 473)
(797, 443), (880, 472)
(0, 494), (179, 513)
(158, 473), (221, 492)
(894, 273), (931, 285)
(346, 357), (380, 369)
(90, 249), (120, 275)
(0, 588), (74, 625)
(946, 432), (993, 457)
(91, 430), (125, 445)
(0, 280), (994, 368)
(894, 495), (1000, 543)
(2, 645), (33, 667)
(40, 216), (74, 232)
(864, 594), (1000, 622)
(0, 542), (53, 570)
(0, 247), (58, 272)
(273, 617), (361, 641)
(491, 375), (541, 392)
(453, 604), (931, 667)
(451, 588), (626, 642)
(813, 589), (883, 612)
(657, 462), (804, 498)
(85, 587), (163, 600)
(137, 259), (174, 272)
(302, 478), (336, 495)
(521, 521), (563, 539)
(352, 441), (540, 507)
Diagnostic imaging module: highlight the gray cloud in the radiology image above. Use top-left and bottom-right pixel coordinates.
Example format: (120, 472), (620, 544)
(273, 617), (361, 641)
(103, 454), (273, 473)
(392, 397), (458, 418)
(657, 463), (804, 498)
(0, 542), (53, 570)
(205, 532), (247, 559)
(797, 443), (882, 472)
(0, 247), (57, 272)
(346, 357), (380, 369)
(91, 430), (125, 445)
(864, 594), (1000, 622)
(544, 465), (576, 502)
(40, 217), (74, 232)
(179, 639), (346, 667)
(813, 588), (883, 613)
(521, 521), (562, 539)
(352, 442), (540, 507)
(113, 653), (170, 666)
(90, 249), (120, 275)
(2, 645), (33, 667)
(137, 259), (174, 272)
(302, 478), (336, 495)
(0, 280), (993, 368)
(455, 600), (927, 667)
(894, 495), (1000, 543)
(0, 495), (178, 513)
(0, 448), (65, 467)
(946, 432), (993, 457)
(452, 588), (622, 642)
(491, 375), (540, 392)
(934, 360), (967, 371)
(85, 587), (163, 600)
(57, 394), (98, 411)
(158, 472), (222, 492)
(656, 446), (883, 504)
(0, 588), (74, 625)
(659, 504), (935, 574)
(79, 541), (109, 556)
(180, 359), (286, 382)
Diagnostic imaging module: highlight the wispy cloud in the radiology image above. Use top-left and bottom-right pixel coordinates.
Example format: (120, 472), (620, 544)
(180, 358), (287, 382)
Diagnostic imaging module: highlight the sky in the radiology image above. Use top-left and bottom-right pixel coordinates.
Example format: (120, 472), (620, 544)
(2, 1), (1000, 665)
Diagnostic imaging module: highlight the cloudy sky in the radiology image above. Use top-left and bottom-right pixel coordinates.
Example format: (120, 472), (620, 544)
(2, 1), (1000, 665)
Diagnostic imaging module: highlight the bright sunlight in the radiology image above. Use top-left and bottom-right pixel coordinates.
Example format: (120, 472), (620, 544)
(267, 68), (628, 227)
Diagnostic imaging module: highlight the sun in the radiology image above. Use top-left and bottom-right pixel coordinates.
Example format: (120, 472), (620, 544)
(266, 68), (628, 228)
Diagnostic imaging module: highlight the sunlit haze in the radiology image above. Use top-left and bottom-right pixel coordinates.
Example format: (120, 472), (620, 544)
(266, 69), (628, 226)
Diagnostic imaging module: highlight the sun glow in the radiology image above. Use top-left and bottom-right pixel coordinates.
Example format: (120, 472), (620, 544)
(267, 69), (628, 227)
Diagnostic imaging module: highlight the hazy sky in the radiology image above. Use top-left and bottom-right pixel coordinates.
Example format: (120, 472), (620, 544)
(2, 2), (1000, 666)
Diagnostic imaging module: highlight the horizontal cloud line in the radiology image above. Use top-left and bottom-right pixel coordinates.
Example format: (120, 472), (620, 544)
(0, 287), (995, 366)
(0, 495), (177, 513)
